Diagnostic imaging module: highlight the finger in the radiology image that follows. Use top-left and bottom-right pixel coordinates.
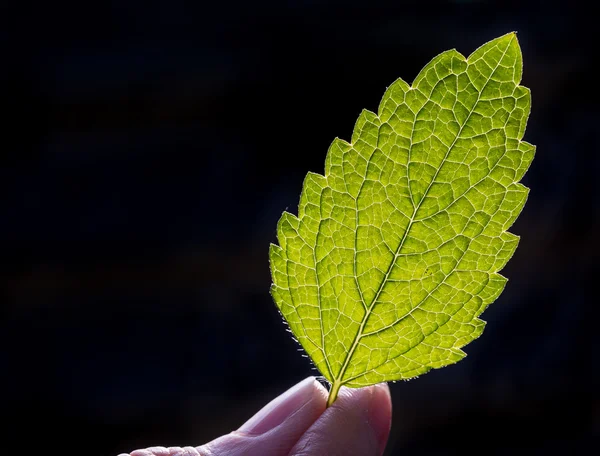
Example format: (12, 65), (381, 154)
(288, 383), (392, 456)
(126, 376), (328, 456)
(196, 376), (327, 456)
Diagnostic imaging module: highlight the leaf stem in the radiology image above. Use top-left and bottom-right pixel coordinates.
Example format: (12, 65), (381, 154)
(326, 381), (342, 408)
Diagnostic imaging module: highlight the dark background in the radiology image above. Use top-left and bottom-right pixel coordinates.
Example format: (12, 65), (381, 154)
(2, 1), (597, 454)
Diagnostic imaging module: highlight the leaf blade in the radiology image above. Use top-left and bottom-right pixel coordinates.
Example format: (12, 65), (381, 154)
(270, 32), (534, 390)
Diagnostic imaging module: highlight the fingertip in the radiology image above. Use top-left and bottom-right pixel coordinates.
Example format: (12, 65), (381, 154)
(367, 384), (392, 455)
(237, 376), (327, 435)
(290, 383), (392, 456)
(196, 377), (328, 456)
(310, 377), (329, 404)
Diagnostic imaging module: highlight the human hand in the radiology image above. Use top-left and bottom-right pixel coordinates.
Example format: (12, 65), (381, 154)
(120, 376), (392, 456)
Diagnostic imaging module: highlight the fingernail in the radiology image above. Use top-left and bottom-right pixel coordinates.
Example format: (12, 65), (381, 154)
(238, 376), (318, 435)
(366, 384), (392, 456)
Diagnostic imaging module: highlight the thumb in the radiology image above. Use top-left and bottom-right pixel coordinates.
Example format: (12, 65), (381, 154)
(288, 383), (392, 456)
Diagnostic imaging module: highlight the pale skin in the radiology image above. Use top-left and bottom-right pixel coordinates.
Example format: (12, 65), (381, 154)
(119, 377), (392, 456)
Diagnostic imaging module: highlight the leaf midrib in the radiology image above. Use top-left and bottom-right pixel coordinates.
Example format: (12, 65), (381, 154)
(330, 36), (514, 386)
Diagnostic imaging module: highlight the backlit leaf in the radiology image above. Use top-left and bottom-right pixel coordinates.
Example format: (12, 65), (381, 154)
(269, 33), (535, 403)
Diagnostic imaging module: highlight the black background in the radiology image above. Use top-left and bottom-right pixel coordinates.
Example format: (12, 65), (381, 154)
(2, 1), (597, 455)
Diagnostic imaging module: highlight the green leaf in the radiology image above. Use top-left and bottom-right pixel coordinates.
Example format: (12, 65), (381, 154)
(269, 33), (535, 405)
